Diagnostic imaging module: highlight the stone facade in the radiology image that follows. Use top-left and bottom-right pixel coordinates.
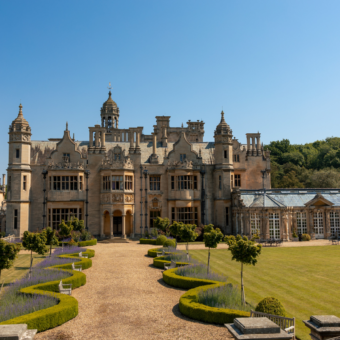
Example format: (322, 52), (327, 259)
(0, 174), (6, 232)
(232, 189), (340, 240)
(5, 92), (272, 238)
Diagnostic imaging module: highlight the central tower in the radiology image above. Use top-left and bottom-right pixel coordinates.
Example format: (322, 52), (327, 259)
(101, 91), (120, 132)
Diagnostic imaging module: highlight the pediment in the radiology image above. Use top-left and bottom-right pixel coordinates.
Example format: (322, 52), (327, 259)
(304, 194), (334, 207)
(167, 131), (200, 161)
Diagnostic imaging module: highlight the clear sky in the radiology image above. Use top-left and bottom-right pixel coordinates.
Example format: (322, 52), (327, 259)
(1, 0), (340, 179)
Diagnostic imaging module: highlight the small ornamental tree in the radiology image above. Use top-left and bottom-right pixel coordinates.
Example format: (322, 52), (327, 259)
(22, 231), (48, 275)
(169, 221), (183, 248)
(69, 218), (85, 232)
(203, 224), (223, 274)
(44, 227), (59, 257)
(58, 220), (73, 239)
(228, 238), (262, 305)
(0, 239), (20, 281)
(153, 217), (170, 235)
(179, 224), (198, 258)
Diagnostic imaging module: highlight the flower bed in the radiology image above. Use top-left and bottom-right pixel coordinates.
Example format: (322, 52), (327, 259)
(0, 248), (95, 332)
(149, 247), (250, 325)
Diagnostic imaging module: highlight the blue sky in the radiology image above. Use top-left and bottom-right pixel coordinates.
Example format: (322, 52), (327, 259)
(1, 0), (340, 178)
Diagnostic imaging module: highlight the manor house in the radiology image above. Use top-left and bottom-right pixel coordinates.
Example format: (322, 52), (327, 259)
(6, 91), (340, 240)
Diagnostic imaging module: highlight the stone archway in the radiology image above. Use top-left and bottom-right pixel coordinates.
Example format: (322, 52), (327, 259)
(113, 210), (122, 236)
(103, 211), (110, 237)
(126, 210), (133, 236)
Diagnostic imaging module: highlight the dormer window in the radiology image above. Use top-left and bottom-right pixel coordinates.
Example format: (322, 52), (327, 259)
(180, 154), (186, 162)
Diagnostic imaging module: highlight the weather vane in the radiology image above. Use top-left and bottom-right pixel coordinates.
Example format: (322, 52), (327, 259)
(108, 82), (112, 90)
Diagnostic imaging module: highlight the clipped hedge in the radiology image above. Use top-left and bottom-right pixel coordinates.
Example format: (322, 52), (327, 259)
(0, 248), (95, 332)
(78, 239), (97, 247)
(140, 239), (157, 245)
(147, 247), (250, 325)
(179, 282), (250, 324)
(147, 247), (163, 257)
(153, 256), (188, 269)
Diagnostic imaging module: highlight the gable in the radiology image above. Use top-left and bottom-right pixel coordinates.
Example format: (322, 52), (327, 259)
(167, 131), (200, 163)
(305, 194), (334, 207)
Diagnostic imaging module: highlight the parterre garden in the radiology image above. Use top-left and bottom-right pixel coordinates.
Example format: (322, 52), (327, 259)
(143, 219), (340, 340)
(0, 219), (97, 333)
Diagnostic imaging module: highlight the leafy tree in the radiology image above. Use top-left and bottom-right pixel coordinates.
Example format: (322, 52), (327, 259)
(203, 224), (223, 274)
(169, 221), (183, 248)
(179, 224), (198, 257)
(58, 220), (73, 239)
(22, 231), (48, 275)
(43, 227), (59, 257)
(69, 218), (85, 232)
(281, 151), (305, 167)
(228, 238), (261, 305)
(0, 239), (20, 281)
(306, 169), (340, 188)
(153, 217), (170, 235)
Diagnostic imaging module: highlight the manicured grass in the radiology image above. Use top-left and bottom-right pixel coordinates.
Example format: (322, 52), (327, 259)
(190, 246), (340, 340)
(1, 254), (45, 286)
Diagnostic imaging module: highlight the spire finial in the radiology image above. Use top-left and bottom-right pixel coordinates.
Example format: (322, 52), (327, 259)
(220, 110), (225, 123)
(108, 82), (112, 97)
(18, 103), (23, 116)
(66, 122), (68, 131)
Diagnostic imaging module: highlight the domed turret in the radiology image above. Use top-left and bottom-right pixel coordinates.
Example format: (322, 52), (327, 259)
(10, 104), (31, 132)
(214, 110), (232, 136)
(101, 91), (120, 131)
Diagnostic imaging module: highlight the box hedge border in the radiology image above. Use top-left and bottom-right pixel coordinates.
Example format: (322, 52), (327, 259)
(140, 239), (157, 245)
(0, 248), (95, 332)
(59, 239), (97, 247)
(150, 248), (250, 325)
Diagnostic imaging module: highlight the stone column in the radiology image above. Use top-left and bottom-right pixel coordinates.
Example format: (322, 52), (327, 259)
(264, 211), (269, 239)
(282, 211), (289, 240)
(131, 213), (134, 238)
(100, 213), (104, 238)
(152, 133), (157, 155)
(110, 213), (114, 238)
(101, 131), (106, 147)
(95, 131), (99, 147)
(325, 209), (331, 238)
(130, 132), (134, 148)
(89, 130), (93, 147)
(257, 136), (261, 156)
(122, 213), (126, 239)
(252, 137), (256, 156)
(136, 132), (140, 148)
(247, 135), (250, 154)
(309, 209), (315, 237)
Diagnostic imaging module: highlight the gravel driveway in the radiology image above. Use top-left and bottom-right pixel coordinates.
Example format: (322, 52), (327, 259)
(35, 241), (232, 340)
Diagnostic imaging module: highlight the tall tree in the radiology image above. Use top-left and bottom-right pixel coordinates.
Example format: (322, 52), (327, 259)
(203, 224), (223, 274)
(0, 239), (20, 281)
(227, 238), (261, 305)
(22, 231), (48, 275)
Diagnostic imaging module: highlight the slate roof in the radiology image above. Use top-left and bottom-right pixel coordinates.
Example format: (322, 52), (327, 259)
(240, 189), (340, 208)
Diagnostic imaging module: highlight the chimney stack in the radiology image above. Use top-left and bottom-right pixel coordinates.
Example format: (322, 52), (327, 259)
(2, 174), (6, 188)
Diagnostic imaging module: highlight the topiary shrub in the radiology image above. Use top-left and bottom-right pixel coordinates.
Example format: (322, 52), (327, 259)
(156, 235), (167, 245)
(302, 233), (311, 241)
(163, 239), (176, 248)
(255, 297), (286, 316)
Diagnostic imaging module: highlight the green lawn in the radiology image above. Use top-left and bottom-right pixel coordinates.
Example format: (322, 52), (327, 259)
(1, 254), (46, 286)
(190, 246), (340, 340)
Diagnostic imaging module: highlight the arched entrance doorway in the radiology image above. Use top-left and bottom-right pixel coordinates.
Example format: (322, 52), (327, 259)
(126, 210), (133, 236)
(113, 210), (122, 236)
(103, 211), (110, 237)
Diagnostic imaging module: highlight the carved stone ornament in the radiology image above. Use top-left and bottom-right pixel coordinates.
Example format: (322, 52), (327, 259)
(101, 193), (112, 204)
(112, 193), (124, 203)
(47, 160), (85, 170)
(101, 157), (134, 170)
(125, 194), (134, 203)
(167, 158), (200, 170)
(150, 197), (162, 210)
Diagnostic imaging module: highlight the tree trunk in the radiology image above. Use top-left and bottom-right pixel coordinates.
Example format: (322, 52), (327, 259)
(241, 262), (246, 305)
(207, 248), (210, 274)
